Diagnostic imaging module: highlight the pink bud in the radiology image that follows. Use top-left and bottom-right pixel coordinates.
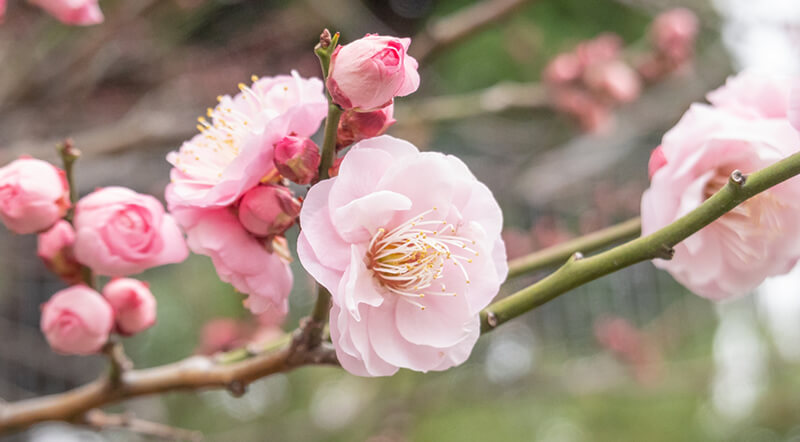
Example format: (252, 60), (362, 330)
(197, 318), (248, 355)
(336, 105), (396, 150)
(543, 53), (583, 85)
(576, 33), (623, 66)
(37, 220), (83, 284)
(327, 35), (420, 111)
(238, 185), (300, 237)
(0, 157), (70, 234)
(273, 136), (321, 185)
(0, 0), (6, 23)
(41, 285), (114, 355)
(28, 0), (104, 25)
(102, 278), (157, 336)
(584, 60), (642, 103)
(651, 8), (699, 63)
(648, 145), (667, 179)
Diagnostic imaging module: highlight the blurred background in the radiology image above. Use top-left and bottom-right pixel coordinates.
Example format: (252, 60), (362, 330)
(2, 0), (800, 440)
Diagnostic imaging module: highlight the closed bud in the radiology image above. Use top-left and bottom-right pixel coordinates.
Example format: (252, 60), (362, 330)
(238, 185), (300, 237)
(336, 105), (396, 150)
(41, 285), (114, 355)
(102, 278), (157, 336)
(273, 136), (321, 185)
(37, 220), (83, 284)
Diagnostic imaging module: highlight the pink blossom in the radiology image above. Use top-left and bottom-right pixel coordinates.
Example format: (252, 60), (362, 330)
(651, 8), (698, 64)
(543, 53), (583, 85)
(327, 35), (420, 111)
(336, 105), (396, 150)
(38, 220), (83, 284)
(0, 157), (69, 234)
(73, 187), (188, 276)
(166, 72), (327, 210)
(706, 71), (794, 120)
(0, 0), (6, 23)
(790, 85), (800, 133)
(28, 0), (104, 25)
(41, 285), (114, 355)
(641, 79), (800, 299)
(297, 135), (507, 376)
(102, 278), (157, 335)
(647, 145), (666, 179)
(237, 185), (300, 237)
(273, 135), (320, 185)
(174, 207), (292, 315)
(584, 60), (642, 103)
(197, 318), (249, 355)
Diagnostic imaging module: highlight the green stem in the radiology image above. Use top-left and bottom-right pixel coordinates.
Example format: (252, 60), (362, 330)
(482, 154), (800, 333)
(317, 104), (343, 180)
(507, 217), (641, 279)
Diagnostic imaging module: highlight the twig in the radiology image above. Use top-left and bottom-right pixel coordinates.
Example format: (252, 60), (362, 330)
(102, 341), (133, 386)
(83, 409), (204, 442)
(507, 217), (641, 278)
(481, 153), (800, 332)
(412, 0), (535, 63)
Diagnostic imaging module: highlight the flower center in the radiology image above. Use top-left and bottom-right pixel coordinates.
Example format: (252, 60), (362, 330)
(365, 209), (478, 310)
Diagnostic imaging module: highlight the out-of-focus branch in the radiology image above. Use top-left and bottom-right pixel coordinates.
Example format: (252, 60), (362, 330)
(482, 154), (800, 332)
(413, 0), (535, 63)
(83, 409), (204, 442)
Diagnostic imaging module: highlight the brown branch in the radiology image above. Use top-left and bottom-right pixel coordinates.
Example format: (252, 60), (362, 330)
(412, 0), (535, 63)
(83, 409), (204, 441)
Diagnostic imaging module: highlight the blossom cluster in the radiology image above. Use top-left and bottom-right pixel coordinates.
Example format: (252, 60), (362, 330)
(543, 8), (699, 132)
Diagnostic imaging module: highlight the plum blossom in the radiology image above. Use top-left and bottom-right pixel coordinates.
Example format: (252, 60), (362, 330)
(327, 35), (420, 111)
(41, 285), (114, 355)
(102, 278), (157, 336)
(0, 157), (69, 234)
(28, 0), (104, 25)
(38, 220), (82, 284)
(641, 72), (800, 299)
(73, 187), (188, 276)
(298, 135), (507, 376)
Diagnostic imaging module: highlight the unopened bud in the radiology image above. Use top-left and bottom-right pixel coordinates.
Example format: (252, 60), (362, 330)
(37, 220), (83, 284)
(336, 105), (396, 150)
(238, 185), (300, 237)
(273, 136), (321, 185)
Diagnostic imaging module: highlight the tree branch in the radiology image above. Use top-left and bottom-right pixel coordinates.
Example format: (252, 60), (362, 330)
(507, 217), (641, 278)
(83, 409), (204, 442)
(481, 154), (800, 332)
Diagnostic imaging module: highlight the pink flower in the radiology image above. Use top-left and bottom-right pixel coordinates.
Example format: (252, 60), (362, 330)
(175, 207), (293, 315)
(327, 35), (420, 111)
(543, 53), (583, 85)
(237, 184), (300, 237)
(0, 0), (6, 23)
(297, 135), (507, 376)
(651, 8), (698, 64)
(41, 285), (114, 355)
(166, 72), (327, 210)
(73, 187), (188, 276)
(102, 278), (157, 335)
(336, 105), (396, 150)
(641, 77), (800, 299)
(790, 85), (800, 133)
(273, 136), (321, 185)
(28, 0), (104, 25)
(0, 157), (69, 234)
(647, 145), (666, 179)
(38, 220), (83, 284)
(706, 70), (794, 120)
(584, 60), (642, 103)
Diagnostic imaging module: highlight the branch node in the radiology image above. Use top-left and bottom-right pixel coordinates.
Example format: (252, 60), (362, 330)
(226, 380), (247, 398)
(654, 244), (675, 260)
(486, 311), (498, 328)
(571, 251), (584, 261)
(729, 169), (746, 186)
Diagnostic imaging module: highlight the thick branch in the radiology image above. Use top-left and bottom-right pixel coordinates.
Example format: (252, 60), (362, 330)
(481, 154), (800, 332)
(507, 217), (641, 278)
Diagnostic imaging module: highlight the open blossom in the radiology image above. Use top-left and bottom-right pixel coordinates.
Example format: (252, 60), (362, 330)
(38, 220), (83, 284)
(298, 135), (507, 376)
(175, 207), (293, 315)
(41, 285), (114, 355)
(102, 278), (157, 335)
(0, 157), (69, 234)
(166, 71), (327, 210)
(28, 0), (104, 25)
(327, 35), (420, 111)
(641, 73), (800, 299)
(73, 187), (188, 276)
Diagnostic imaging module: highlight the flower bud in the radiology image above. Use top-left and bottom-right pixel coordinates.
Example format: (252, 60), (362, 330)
(238, 185), (300, 237)
(336, 105), (396, 150)
(37, 220), (83, 284)
(651, 8), (699, 64)
(0, 157), (70, 234)
(41, 285), (114, 355)
(273, 136), (321, 185)
(28, 0), (104, 25)
(543, 53), (583, 85)
(102, 278), (157, 336)
(584, 60), (642, 103)
(327, 34), (420, 111)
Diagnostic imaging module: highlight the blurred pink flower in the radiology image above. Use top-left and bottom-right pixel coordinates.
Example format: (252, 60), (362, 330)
(273, 135), (320, 185)
(790, 85), (800, 133)
(647, 145), (666, 179)
(543, 53), (582, 85)
(41, 285), (113, 355)
(38, 220), (83, 284)
(175, 207), (292, 316)
(237, 184), (300, 238)
(0, 0), (6, 23)
(584, 60), (642, 103)
(707, 70), (794, 120)
(336, 105), (396, 150)
(29, 0), (104, 26)
(103, 278), (157, 336)
(0, 157), (69, 234)
(595, 317), (662, 385)
(651, 8), (699, 64)
(298, 135), (507, 376)
(327, 35), (420, 111)
(197, 318), (248, 355)
(166, 72), (326, 210)
(641, 74), (800, 299)
(73, 187), (188, 276)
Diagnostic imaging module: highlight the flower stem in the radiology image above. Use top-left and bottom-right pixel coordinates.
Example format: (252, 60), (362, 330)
(317, 104), (343, 180)
(482, 152), (800, 333)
